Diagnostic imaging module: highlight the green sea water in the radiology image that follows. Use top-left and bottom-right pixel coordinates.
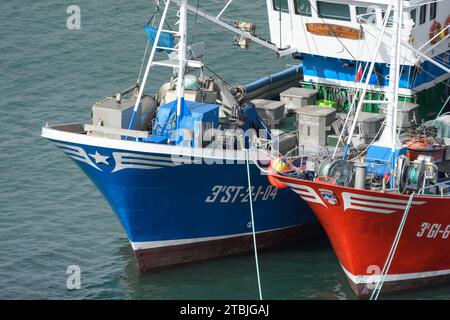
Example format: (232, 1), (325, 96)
(1, 0), (449, 300)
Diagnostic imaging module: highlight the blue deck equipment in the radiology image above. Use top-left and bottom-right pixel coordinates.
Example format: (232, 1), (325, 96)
(240, 102), (272, 148)
(365, 145), (407, 177)
(148, 99), (219, 146)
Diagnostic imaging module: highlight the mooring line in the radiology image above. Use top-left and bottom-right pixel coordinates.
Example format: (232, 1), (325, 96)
(370, 192), (415, 300)
(245, 148), (263, 300)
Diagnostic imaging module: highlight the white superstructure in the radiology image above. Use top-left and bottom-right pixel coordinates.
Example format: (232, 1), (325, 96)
(266, 0), (449, 65)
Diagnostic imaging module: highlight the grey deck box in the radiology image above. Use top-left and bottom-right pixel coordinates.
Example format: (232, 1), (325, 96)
(296, 106), (336, 146)
(271, 130), (298, 155)
(379, 101), (420, 128)
(280, 87), (318, 114)
(396, 101), (420, 128)
(252, 99), (285, 129)
(92, 96), (142, 139)
(348, 111), (385, 149)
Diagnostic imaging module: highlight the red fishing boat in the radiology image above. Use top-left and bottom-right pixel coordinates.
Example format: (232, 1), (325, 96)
(265, 0), (450, 298)
(270, 173), (450, 297)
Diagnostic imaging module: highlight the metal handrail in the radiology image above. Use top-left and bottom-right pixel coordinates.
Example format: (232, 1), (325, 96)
(418, 179), (450, 197)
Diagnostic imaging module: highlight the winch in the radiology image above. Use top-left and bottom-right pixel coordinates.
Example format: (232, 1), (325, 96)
(396, 155), (438, 194)
(317, 159), (354, 187)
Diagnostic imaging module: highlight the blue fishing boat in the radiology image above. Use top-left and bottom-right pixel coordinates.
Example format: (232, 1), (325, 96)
(42, 0), (315, 271)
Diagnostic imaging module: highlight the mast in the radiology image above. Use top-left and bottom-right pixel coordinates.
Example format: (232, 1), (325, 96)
(176, 0), (188, 131)
(392, 0), (403, 167)
(370, 0), (403, 186)
(378, 0), (402, 153)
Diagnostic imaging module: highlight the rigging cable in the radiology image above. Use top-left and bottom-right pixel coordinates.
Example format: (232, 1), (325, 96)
(370, 192), (416, 300)
(194, 0), (200, 24)
(245, 148), (263, 301)
(137, 40), (151, 85)
(308, 3), (358, 62)
(362, 27), (450, 92)
(433, 94), (450, 125)
(331, 3), (394, 159)
(203, 63), (232, 87)
(138, 5), (161, 85)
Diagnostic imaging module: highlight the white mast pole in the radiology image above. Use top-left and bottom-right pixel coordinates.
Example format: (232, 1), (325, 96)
(380, 0), (398, 152)
(392, 0), (403, 157)
(128, 0), (171, 131)
(176, 0), (187, 130)
(368, 0), (403, 188)
(374, 0), (402, 181)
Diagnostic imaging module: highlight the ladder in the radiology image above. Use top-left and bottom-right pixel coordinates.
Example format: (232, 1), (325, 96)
(128, 0), (202, 133)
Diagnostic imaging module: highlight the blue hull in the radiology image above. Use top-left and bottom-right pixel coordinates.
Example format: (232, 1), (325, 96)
(49, 138), (315, 270)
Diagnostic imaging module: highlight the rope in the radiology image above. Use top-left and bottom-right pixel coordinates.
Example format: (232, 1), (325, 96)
(330, 3), (395, 160)
(137, 40), (150, 84)
(203, 64), (232, 87)
(194, 0), (200, 24)
(308, 4), (358, 62)
(370, 192), (415, 300)
(363, 27), (450, 92)
(433, 94), (450, 126)
(245, 148), (263, 301)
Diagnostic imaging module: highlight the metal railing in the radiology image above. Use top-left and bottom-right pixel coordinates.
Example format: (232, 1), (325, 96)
(418, 179), (450, 197)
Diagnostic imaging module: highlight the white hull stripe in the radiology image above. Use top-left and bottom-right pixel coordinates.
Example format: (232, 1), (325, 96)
(342, 192), (426, 214)
(55, 143), (202, 172)
(55, 142), (101, 171)
(283, 182), (327, 207)
(341, 265), (450, 284)
(130, 225), (303, 250)
(112, 152), (182, 172)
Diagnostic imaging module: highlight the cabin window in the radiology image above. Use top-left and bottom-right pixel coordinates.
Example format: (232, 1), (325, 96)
(356, 6), (376, 24)
(381, 9), (394, 27)
(419, 5), (426, 25)
(410, 9), (417, 26)
(317, 1), (351, 22)
(430, 2), (436, 20)
(273, 0), (289, 13)
(294, 0), (312, 17)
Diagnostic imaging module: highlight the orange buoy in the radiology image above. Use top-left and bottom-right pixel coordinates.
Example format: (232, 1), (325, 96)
(445, 15), (450, 36)
(430, 21), (442, 44)
(405, 139), (445, 162)
(267, 158), (290, 189)
(268, 174), (288, 189)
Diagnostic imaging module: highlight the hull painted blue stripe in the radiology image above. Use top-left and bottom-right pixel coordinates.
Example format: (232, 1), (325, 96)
(301, 51), (450, 90)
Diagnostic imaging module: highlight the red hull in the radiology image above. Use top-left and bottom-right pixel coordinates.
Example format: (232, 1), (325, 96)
(133, 224), (319, 272)
(276, 175), (450, 298)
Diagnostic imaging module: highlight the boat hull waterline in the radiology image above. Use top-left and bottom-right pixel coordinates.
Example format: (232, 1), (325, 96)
(273, 174), (450, 297)
(42, 125), (316, 271)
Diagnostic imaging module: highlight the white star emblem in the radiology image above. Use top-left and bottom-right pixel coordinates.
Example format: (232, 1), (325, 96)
(89, 151), (109, 165)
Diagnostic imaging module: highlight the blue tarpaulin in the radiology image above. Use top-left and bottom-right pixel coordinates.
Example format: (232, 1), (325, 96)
(144, 25), (175, 54)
